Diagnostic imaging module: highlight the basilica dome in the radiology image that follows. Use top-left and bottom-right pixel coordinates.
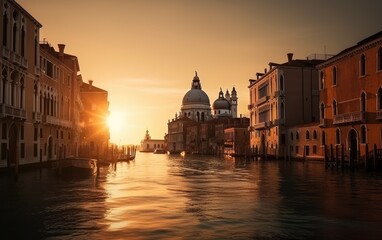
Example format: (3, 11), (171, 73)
(181, 72), (210, 106)
(213, 89), (231, 110)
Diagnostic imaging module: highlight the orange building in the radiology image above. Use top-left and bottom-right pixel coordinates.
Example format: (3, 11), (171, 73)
(79, 80), (110, 158)
(317, 31), (382, 162)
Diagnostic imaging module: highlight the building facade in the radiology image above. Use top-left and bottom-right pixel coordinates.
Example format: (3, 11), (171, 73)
(316, 31), (382, 162)
(0, 0), (42, 168)
(248, 53), (324, 159)
(140, 129), (165, 152)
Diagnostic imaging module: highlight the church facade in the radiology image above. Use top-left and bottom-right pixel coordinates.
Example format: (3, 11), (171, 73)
(167, 72), (249, 156)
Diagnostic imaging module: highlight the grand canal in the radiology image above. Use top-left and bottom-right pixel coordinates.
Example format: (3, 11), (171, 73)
(1, 153), (382, 239)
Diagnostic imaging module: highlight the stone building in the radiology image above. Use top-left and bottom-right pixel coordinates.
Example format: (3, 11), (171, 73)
(0, 0), (42, 167)
(248, 53), (324, 159)
(140, 129), (165, 152)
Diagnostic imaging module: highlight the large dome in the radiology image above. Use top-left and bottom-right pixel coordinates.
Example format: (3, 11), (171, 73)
(182, 89), (210, 106)
(181, 72), (210, 106)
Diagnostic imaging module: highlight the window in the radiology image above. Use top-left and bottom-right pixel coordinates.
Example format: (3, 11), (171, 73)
(361, 125), (367, 144)
(333, 100), (337, 116)
(279, 75), (284, 91)
(281, 134), (286, 144)
(1, 143), (6, 160)
(20, 143), (25, 158)
(320, 103), (325, 119)
(313, 130), (317, 140)
(378, 47), (382, 71)
(3, 12), (8, 46)
(296, 131), (299, 140)
(280, 102), (285, 119)
(361, 92), (366, 112)
(296, 146), (299, 154)
(258, 84), (268, 99)
(319, 71), (324, 89)
(2, 123), (7, 139)
(378, 88), (382, 110)
(332, 66), (337, 85)
(290, 132), (293, 140)
(360, 54), (366, 76)
(322, 131), (326, 145)
(306, 130), (310, 140)
(313, 145), (317, 154)
(336, 129), (341, 144)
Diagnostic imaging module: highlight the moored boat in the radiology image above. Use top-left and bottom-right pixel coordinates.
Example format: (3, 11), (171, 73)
(153, 148), (166, 154)
(56, 157), (97, 175)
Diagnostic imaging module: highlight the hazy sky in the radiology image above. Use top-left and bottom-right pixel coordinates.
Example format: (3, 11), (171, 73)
(18, 0), (382, 145)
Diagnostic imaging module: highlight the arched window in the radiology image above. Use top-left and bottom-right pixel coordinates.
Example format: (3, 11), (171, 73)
(378, 47), (382, 71)
(196, 112), (200, 121)
(333, 100), (337, 116)
(201, 112), (205, 121)
(378, 87), (382, 110)
(306, 130), (310, 140)
(12, 22), (17, 52)
(322, 131), (326, 145)
(21, 26), (25, 57)
(296, 131), (299, 140)
(361, 125), (367, 144)
(360, 54), (366, 76)
(319, 71), (324, 89)
(336, 129), (341, 144)
(320, 103), (325, 119)
(361, 92), (366, 112)
(313, 130), (317, 140)
(332, 66), (337, 85)
(3, 12), (8, 46)
(279, 75), (284, 91)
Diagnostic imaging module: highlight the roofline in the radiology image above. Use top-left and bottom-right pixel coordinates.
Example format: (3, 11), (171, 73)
(12, 0), (43, 28)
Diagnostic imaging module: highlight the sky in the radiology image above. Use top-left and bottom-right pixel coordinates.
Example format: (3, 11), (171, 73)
(18, 0), (382, 145)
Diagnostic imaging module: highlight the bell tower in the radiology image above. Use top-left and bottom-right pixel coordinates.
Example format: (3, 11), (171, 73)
(230, 87), (238, 118)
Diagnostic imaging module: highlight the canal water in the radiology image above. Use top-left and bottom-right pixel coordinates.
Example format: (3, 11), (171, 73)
(1, 153), (382, 240)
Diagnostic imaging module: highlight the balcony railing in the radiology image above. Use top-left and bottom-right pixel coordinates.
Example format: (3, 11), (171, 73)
(0, 104), (27, 120)
(43, 115), (73, 128)
(255, 96), (269, 106)
(253, 121), (268, 130)
(377, 110), (382, 120)
(33, 112), (42, 122)
(2, 47), (10, 59)
(319, 118), (328, 128)
(333, 111), (365, 125)
(11, 52), (21, 65)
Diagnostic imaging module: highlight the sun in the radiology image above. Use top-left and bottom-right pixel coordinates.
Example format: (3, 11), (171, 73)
(107, 112), (123, 132)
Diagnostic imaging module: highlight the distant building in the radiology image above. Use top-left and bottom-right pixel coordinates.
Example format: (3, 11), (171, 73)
(140, 129), (165, 152)
(248, 53), (324, 159)
(79, 80), (110, 158)
(167, 72), (249, 155)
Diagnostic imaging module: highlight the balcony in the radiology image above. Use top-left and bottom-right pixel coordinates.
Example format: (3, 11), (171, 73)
(333, 111), (365, 125)
(11, 52), (21, 65)
(43, 115), (73, 128)
(255, 96), (269, 106)
(253, 121), (268, 130)
(2, 47), (10, 59)
(34, 66), (41, 76)
(319, 118), (328, 128)
(33, 112), (42, 122)
(0, 104), (27, 120)
(377, 110), (382, 120)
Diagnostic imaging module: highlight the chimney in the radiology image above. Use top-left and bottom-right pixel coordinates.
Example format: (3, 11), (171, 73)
(88, 80), (93, 89)
(58, 44), (65, 60)
(287, 53), (293, 62)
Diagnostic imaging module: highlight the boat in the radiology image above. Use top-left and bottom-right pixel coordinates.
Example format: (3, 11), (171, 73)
(57, 157), (97, 175)
(153, 148), (167, 154)
(116, 145), (137, 161)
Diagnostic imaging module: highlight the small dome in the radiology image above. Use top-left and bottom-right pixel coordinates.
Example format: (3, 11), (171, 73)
(213, 89), (231, 110)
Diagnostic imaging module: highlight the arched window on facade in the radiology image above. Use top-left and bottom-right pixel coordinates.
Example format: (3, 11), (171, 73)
(332, 66), (337, 85)
(378, 47), (382, 71)
(361, 125), (367, 144)
(361, 92), (366, 112)
(21, 26), (25, 57)
(360, 54), (366, 76)
(3, 12), (8, 46)
(320, 103), (325, 119)
(322, 131), (326, 145)
(296, 131), (299, 140)
(279, 75), (284, 91)
(319, 71), (324, 89)
(333, 100), (337, 116)
(201, 112), (205, 121)
(313, 130), (317, 140)
(306, 130), (310, 140)
(336, 129), (341, 144)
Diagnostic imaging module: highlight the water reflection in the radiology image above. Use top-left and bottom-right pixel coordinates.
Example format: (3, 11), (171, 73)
(1, 153), (382, 239)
